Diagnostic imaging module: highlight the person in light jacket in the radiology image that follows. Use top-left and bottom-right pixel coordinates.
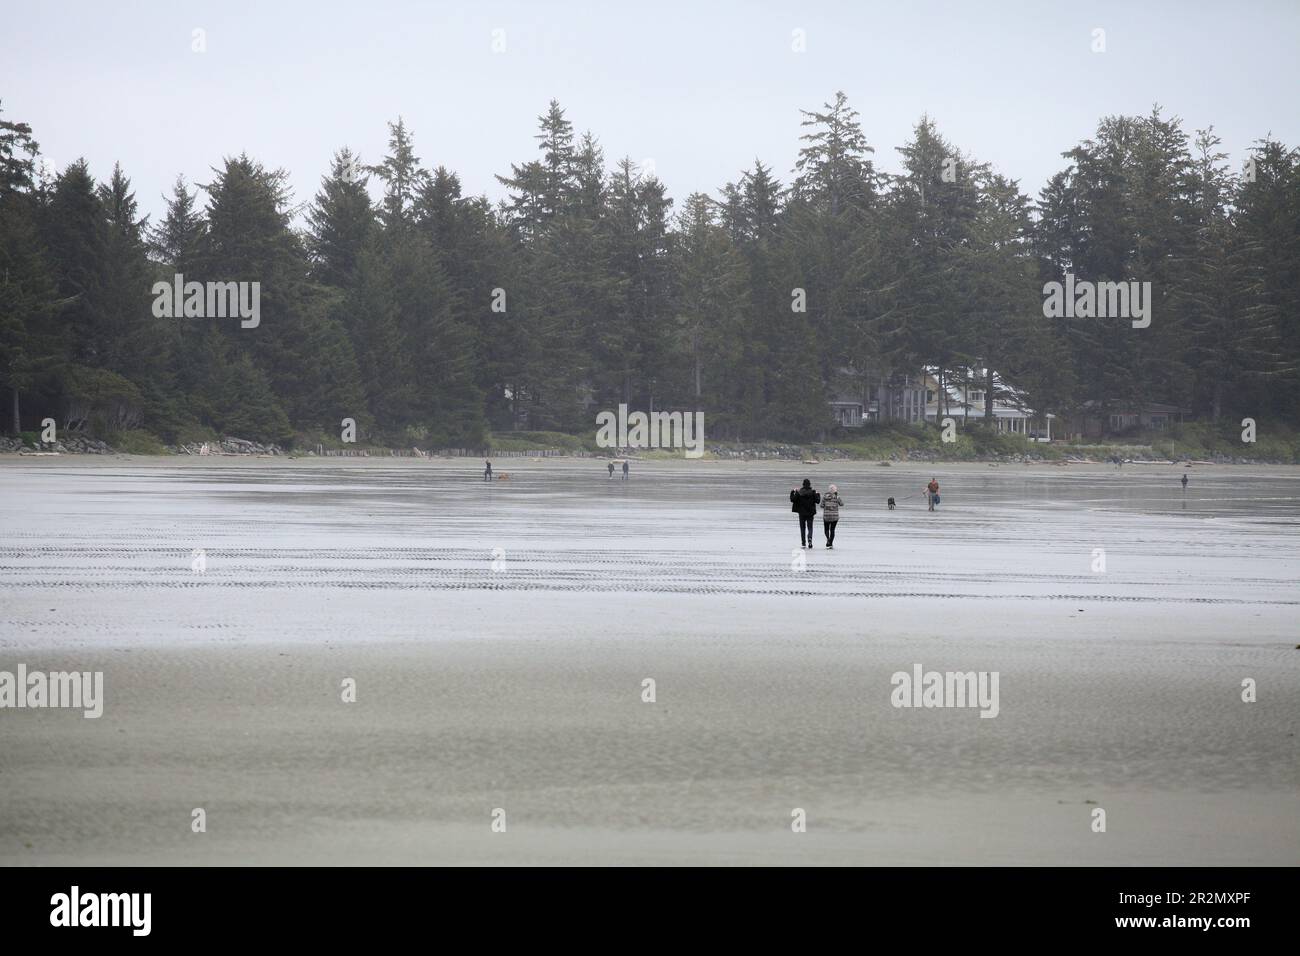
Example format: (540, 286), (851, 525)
(820, 484), (844, 548)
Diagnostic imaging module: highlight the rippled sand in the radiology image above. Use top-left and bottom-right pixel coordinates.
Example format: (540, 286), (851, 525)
(1, 456), (1297, 864)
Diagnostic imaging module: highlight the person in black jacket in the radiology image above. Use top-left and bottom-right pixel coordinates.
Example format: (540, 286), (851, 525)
(789, 478), (821, 549)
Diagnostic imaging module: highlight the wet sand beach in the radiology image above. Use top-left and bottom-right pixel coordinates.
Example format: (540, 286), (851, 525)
(1, 457), (1297, 864)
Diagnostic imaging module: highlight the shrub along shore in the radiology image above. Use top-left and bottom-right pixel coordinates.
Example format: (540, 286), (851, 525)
(3, 422), (1297, 464)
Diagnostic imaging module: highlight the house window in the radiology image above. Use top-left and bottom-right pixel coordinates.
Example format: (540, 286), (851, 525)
(925, 390), (935, 404)
(969, 390), (984, 403)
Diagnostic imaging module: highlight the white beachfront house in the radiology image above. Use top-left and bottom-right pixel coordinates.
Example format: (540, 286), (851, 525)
(829, 367), (1053, 439)
(919, 367), (1049, 438)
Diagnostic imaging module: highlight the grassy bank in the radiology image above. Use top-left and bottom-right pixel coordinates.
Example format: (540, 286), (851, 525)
(7, 420), (1298, 463)
(826, 423), (1059, 461)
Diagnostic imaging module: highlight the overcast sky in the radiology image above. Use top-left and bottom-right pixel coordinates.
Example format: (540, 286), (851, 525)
(5, 0), (1298, 225)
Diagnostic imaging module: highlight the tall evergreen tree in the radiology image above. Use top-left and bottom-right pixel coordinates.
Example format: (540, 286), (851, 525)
(1234, 138), (1300, 421)
(875, 117), (982, 417)
(0, 105), (61, 433)
(671, 192), (748, 431)
(149, 174), (205, 270)
(306, 148), (373, 288)
(1174, 131), (1293, 420)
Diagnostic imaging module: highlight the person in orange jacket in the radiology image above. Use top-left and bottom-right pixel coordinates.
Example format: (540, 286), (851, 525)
(926, 477), (940, 511)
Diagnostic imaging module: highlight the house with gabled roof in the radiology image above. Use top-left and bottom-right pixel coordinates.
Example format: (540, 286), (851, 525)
(829, 366), (1053, 439)
(920, 366), (1046, 437)
(1064, 401), (1190, 439)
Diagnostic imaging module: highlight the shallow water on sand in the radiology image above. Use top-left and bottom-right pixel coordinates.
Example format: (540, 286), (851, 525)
(1, 458), (1297, 625)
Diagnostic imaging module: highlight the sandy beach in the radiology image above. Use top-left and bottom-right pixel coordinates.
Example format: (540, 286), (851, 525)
(1, 456), (1297, 865)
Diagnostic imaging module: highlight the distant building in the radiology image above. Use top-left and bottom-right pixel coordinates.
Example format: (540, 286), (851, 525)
(1065, 401), (1190, 439)
(920, 367), (1044, 437)
(828, 369), (924, 426)
(828, 395), (865, 428)
(829, 366), (1052, 439)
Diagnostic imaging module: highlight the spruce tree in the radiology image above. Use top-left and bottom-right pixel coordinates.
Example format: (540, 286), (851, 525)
(0, 106), (60, 434)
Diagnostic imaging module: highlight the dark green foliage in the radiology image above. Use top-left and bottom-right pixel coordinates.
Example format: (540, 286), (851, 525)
(1, 97), (1297, 448)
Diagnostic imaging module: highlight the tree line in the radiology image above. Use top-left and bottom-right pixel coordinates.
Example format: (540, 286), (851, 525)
(2, 94), (1297, 447)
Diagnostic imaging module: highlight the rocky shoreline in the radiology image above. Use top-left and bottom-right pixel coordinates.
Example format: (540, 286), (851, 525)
(704, 444), (1283, 465)
(0, 434), (1291, 465)
(0, 435), (114, 455)
(170, 437), (286, 456)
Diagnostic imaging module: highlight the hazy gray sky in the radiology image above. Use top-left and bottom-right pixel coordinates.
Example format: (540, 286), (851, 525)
(5, 0), (1297, 224)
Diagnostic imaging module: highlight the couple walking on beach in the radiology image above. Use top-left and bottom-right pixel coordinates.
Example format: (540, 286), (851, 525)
(789, 478), (844, 549)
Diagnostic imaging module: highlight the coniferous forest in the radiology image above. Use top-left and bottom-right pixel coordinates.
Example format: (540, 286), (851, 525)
(1, 94), (1298, 450)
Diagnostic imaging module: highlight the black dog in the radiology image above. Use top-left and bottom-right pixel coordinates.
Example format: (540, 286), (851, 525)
(887, 497), (896, 510)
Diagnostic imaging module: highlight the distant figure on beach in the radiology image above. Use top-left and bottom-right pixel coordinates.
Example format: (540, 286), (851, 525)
(926, 477), (940, 512)
(484, 460), (492, 482)
(608, 461), (615, 478)
(790, 478), (821, 549)
(821, 484), (844, 548)
(1181, 472), (1189, 489)
(622, 460), (629, 481)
